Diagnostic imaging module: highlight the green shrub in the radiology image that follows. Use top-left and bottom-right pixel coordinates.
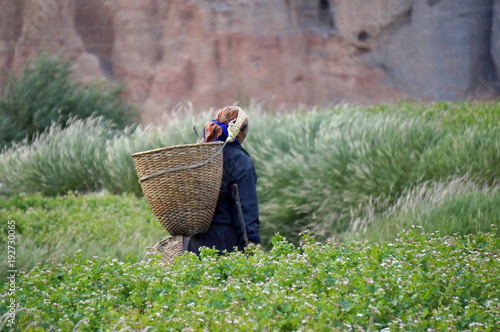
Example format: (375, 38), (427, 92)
(1, 230), (498, 331)
(0, 55), (136, 149)
(0, 192), (164, 281)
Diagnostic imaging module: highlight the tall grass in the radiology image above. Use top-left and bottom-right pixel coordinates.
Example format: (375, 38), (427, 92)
(0, 117), (117, 196)
(248, 105), (499, 244)
(249, 110), (446, 244)
(343, 176), (500, 243)
(0, 101), (498, 246)
(0, 107), (209, 196)
(365, 101), (500, 131)
(415, 126), (500, 185)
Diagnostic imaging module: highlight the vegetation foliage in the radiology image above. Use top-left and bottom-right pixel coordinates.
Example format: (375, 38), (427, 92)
(0, 101), (498, 246)
(0, 100), (498, 330)
(0, 192), (163, 281)
(1, 229), (499, 331)
(0, 55), (136, 149)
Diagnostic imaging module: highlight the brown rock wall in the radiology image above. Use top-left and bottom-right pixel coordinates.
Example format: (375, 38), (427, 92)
(0, 0), (23, 88)
(139, 0), (399, 120)
(0, 0), (498, 122)
(492, 0), (500, 84)
(367, 0), (496, 101)
(335, 0), (411, 44)
(12, 0), (83, 68)
(2, 0), (105, 85)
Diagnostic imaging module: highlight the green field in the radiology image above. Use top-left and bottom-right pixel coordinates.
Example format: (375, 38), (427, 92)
(1, 101), (499, 330)
(0, 193), (164, 281)
(2, 230), (499, 331)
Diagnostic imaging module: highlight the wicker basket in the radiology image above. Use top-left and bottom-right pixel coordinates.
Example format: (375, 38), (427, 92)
(157, 236), (184, 265)
(132, 142), (224, 237)
(144, 236), (184, 265)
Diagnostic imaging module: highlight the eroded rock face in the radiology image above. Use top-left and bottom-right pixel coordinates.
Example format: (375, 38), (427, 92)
(368, 0), (496, 101)
(492, 0), (500, 91)
(0, 0), (498, 122)
(0, 0), (105, 85)
(0, 0), (23, 89)
(139, 0), (399, 120)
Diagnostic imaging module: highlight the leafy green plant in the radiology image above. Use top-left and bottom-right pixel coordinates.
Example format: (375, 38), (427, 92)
(1, 230), (498, 331)
(0, 54), (136, 148)
(0, 192), (164, 281)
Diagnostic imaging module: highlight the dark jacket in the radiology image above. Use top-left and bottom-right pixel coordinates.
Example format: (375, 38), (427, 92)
(184, 142), (260, 254)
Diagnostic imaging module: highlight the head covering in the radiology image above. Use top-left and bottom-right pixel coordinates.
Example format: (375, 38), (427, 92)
(204, 106), (248, 144)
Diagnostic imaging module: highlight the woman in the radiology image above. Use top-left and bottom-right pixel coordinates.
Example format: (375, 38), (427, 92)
(183, 106), (260, 254)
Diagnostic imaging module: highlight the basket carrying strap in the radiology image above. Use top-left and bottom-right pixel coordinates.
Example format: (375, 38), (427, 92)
(140, 109), (246, 183)
(138, 141), (227, 183)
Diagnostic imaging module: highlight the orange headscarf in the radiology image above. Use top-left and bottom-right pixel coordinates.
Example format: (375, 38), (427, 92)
(204, 106), (248, 143)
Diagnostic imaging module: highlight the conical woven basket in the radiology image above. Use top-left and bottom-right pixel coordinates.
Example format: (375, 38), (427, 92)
(156, 236), (184, 265)
(132, 142), (224, 237)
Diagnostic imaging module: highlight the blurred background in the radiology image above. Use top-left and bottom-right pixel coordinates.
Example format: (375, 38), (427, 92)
(1, 0), (499, 122)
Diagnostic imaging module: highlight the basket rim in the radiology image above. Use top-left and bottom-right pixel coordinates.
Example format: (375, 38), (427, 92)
(131, 141), (224, 158)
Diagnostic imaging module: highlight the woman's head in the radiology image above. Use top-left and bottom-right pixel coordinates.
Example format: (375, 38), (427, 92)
(204, 106), (248, 143)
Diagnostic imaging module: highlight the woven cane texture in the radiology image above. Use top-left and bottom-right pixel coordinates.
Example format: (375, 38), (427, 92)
(156, 236), (184, 265)
(132, 142), (224, 237)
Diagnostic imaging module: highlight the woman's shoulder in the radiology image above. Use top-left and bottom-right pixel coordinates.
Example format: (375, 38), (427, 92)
(224, 143), (254, 168)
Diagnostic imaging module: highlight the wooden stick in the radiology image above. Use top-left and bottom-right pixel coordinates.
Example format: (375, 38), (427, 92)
(232, 184), (249, 246)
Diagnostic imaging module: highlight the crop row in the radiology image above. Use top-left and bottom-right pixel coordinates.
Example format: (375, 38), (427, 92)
(1, 229), (499, 331)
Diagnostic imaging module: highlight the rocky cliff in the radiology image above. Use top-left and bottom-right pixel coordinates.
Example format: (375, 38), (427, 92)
(1, 0), (499, 121)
